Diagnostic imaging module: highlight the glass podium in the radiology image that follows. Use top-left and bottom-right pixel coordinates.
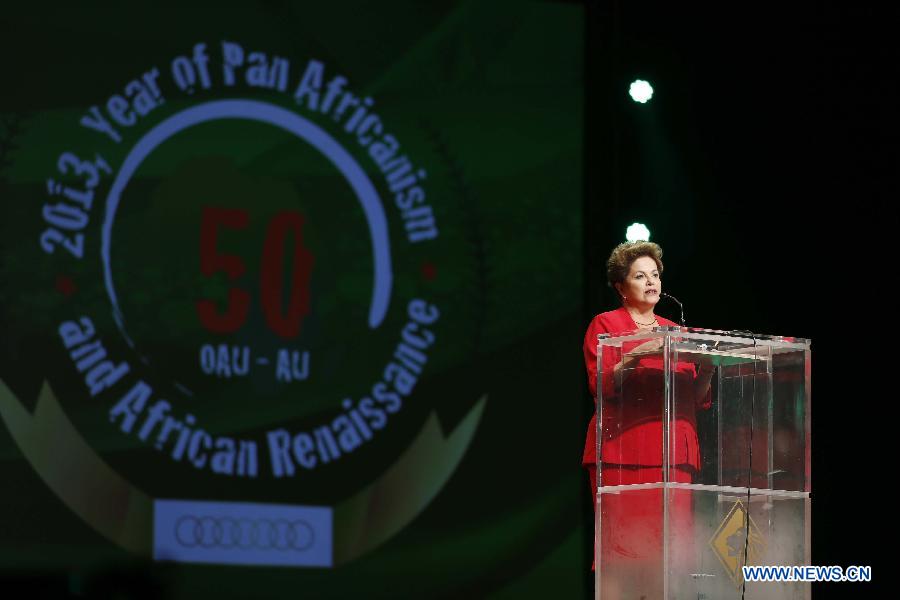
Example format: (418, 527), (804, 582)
(594, 327), (810, 599)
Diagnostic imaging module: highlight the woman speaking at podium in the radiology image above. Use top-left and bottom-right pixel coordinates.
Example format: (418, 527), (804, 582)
(582, 241), (714, 575)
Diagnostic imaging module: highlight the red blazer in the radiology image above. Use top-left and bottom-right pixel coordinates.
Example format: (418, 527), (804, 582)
(582, 307), (711, 467)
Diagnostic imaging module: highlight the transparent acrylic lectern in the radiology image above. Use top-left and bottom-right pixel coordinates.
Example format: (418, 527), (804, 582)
(595, 327), (810, 599)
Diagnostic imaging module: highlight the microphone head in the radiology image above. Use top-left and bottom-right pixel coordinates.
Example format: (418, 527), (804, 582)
(659, 292), (686, 326)
(661, 292), (681, 304)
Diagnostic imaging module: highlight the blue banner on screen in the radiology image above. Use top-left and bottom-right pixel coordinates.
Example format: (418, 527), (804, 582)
(153, 499), (332, 567)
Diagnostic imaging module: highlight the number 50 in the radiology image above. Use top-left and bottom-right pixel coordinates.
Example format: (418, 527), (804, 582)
(195, 206), (314, 338)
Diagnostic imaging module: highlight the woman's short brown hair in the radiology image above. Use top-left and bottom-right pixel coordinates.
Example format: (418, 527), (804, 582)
(606, 241), (664, 301)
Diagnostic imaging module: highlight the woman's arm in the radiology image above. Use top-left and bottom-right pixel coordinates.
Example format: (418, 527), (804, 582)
(584, 317), (659, 401)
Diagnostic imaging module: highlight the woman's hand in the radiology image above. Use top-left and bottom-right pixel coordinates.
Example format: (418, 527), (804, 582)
(698, 362), (716, 376)
(615, 338), (664, 378)
(629, 337), (664, 355)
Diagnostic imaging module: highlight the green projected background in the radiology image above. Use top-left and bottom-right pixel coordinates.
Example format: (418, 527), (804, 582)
(0, 2), (586, 598)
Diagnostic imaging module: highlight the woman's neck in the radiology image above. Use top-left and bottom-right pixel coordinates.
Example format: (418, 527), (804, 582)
(625, 305), (656, 325)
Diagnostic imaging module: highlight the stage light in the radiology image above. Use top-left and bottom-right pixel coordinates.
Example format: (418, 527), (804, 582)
(628, 80), (653, 104)
(626, 223), (651, 242)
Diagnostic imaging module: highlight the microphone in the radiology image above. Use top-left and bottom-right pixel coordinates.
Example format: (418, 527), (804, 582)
(661, 292), (686, 326)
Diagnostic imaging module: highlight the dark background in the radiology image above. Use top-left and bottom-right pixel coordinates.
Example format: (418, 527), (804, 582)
(1, 1), (895, 598)
(585, 3), (895, 597)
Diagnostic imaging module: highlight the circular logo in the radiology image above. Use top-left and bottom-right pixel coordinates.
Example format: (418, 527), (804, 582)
(0, 42), (488, 567)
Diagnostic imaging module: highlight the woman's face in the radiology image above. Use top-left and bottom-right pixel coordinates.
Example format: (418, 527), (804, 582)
(616, 255), (661, 309)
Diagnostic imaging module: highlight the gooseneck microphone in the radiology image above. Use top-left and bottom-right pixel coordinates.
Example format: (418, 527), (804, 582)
(660, 292), (686, 326)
